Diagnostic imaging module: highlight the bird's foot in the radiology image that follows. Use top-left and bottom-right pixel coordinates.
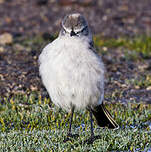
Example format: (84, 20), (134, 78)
(86, 135), (95, 144)
(63, 133), (79, 142)
(85, 135), (100, 144)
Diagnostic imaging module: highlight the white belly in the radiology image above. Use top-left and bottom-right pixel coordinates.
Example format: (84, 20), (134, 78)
(39, 37), (104, 111)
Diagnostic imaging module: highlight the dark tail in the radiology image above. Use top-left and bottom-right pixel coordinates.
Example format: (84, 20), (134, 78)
(91, 104), (119, 129)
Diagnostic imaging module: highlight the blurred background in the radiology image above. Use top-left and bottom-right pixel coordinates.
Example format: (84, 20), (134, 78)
(1, 0), (151, 37)
(0, 0), (151, 103)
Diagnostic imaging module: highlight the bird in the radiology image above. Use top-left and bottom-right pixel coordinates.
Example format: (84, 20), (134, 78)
(39, 13), (119, 142)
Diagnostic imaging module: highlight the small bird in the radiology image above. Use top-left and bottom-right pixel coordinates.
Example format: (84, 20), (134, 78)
(39, 13), (118, 141)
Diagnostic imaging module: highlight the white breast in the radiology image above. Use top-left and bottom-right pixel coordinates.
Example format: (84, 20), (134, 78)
(39, 36), (105, 111)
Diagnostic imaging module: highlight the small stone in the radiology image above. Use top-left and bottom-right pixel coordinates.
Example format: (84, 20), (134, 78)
(33, 56), (37, 60)
(138, 64), (148, 71)
(0, 33), (13, 45)
(0, 46), (5, 52)
(13, 44), (25, 51)
(26, 47), (31, 52)
(104, 55), (113, 64)
(0, 0), (4, 4)
(135, 86), (140, 89)
(5, 17), (12, 24)
(102, 46), (108, 51)
(142, 17), (151, 26)
(0, 74), (4, 80)
(146, 86), (151, 91)
(121, 84), (127, 88)
(123, 17), (135, 24)
(30, 85), (37, 91)
(102, 16), (108, 21)
(118, 5), (128, 11)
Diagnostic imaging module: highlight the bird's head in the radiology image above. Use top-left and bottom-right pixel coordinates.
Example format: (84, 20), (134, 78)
(60, 13), (91, 38)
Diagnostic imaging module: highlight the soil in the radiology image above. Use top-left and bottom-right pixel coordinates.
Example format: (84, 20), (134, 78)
(0, 0), (151, 104)
(0, 0), (151, 37)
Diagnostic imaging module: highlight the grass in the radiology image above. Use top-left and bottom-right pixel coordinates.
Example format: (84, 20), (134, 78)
(126, 74), (151, 89)
(0, 94), (151, 151)
(94, 35), (151, 60)
(15, 34), (151, 61)
(0, 34), (151, 151)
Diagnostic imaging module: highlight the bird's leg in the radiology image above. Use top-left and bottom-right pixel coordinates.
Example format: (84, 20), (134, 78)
(84, 109), (96, 144)
(64, 106), (79, 142)
(67, 106), (74, 137)
(83, 109), (96, 144)
(84, 109), (103, 144)
(90, 109), (94, 139)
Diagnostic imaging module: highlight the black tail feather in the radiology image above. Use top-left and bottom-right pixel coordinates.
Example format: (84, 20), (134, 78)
(91, 104), (119, 129)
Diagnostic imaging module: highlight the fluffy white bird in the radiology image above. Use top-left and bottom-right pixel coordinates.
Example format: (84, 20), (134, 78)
(39, 13), (118, 142)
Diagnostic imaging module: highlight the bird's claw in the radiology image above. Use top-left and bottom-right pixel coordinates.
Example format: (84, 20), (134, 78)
(63, 133), (79, 142)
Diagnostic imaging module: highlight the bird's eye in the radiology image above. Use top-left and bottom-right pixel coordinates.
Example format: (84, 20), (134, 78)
(76, 26), (88, 35)
(76, 31), (81, 34)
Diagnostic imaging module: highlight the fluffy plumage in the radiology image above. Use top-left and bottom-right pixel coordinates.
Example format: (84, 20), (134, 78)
(39, 13), (118, 133)
(39, 35), (104, 111)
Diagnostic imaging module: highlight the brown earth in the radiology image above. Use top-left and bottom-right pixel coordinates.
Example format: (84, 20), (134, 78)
(0, 0), (151, 104)
(0, 0), (151, 37)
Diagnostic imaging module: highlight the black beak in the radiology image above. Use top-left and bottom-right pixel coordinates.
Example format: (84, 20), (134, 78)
(70, 30), (76, 36)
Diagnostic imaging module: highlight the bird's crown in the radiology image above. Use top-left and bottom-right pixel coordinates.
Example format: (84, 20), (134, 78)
(62, 13), (88, 33)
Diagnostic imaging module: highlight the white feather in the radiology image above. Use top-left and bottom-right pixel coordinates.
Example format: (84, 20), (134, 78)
(39, 35), (104, 111)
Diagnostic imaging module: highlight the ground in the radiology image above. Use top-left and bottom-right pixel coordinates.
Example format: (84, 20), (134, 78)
(0, 35), (151, 104)
(1, 0), (151, 37)
(0, 0), (151, 103)
(0, 97), (151, 151)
